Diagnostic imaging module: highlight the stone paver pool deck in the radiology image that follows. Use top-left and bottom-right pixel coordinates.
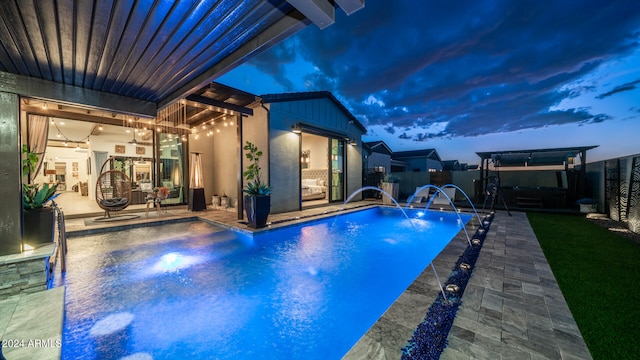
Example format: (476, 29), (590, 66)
(0, 205), (591, 359)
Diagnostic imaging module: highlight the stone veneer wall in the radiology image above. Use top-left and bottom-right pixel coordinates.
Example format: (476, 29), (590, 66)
(0, 250), (53, 300)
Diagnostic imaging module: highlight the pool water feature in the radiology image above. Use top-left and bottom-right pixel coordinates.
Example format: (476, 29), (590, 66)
(59, 207), (471, 359)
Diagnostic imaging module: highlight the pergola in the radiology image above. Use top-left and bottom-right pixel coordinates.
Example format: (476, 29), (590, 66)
(475, 146), (599, 206)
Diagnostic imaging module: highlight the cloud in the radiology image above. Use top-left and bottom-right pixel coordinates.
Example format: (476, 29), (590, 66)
(596, 78), (640, 99)
(244, 39), (298, 91)
(281, 0), (640, 137)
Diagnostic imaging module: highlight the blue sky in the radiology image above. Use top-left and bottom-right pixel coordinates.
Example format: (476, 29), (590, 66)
(218, 0), (640, 165)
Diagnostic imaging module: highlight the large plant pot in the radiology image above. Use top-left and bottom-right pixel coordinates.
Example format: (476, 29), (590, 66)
(244, 195), (270, 228)
(381, 182), (399, 205)
(23, 207), (55, 248)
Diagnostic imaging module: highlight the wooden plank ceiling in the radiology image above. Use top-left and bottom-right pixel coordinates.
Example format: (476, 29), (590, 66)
(0, 0), (364, 129)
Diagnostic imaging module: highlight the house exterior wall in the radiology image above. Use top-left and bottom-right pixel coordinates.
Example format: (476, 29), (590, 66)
(428, 158), (443, 171)
(242, 105), (271, 207)
(188, 132), (215, 205)
(265, 97), (364, 213)
(367, 152), (391, 173)
(211, 116), (240, 206)
(346, 139), (363, 202)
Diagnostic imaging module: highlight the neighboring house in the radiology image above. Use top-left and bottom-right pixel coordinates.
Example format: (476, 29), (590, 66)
(363, 140), (393, 174)
(392, 149), (443, 172)
(442, 160), (461, 171)
(243, 91), (367, 213)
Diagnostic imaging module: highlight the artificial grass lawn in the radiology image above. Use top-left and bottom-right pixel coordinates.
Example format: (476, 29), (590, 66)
(527, 213), (640, 359)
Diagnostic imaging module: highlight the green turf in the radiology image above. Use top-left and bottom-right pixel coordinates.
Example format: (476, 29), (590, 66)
(527, 212), (640, 359)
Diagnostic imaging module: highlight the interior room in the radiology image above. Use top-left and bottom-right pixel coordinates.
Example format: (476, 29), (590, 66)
(300, 133), (330, 207)
(22, 98), (186, 216)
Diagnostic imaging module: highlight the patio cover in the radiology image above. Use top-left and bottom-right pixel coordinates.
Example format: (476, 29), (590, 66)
(475, 146), (599, 203)
(0, 0), (364, 115)
(476, 146), (598, 167)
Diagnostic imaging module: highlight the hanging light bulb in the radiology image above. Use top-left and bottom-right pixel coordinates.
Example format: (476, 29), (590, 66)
(98, 125), (103, 131)
(56, 132), (61, 138)
(86, 137), (90, 144)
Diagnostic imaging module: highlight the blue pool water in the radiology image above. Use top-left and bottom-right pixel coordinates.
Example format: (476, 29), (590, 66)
(59, 207), (471, 359)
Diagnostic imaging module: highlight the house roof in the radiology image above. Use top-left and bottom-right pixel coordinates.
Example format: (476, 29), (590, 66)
(442, 160), (460, 170)
(261, 91), (367, 133)
(476, 146), (599, 167)
(363, 141), (393, 156)
(392, 148), (442, 162)
(0, 0), (363, 115)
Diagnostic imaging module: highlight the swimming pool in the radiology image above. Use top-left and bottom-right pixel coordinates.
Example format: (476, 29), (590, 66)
(59, 207), (471, 359)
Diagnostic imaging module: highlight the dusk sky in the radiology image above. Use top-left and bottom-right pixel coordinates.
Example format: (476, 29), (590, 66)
(218, 0), (640, 165)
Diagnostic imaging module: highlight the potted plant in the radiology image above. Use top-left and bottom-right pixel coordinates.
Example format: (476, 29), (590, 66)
(380, 173), (400, 205)
(242, 141), (271, 228)
(577, 198), (598, 213)
(22, 145), (60, 247)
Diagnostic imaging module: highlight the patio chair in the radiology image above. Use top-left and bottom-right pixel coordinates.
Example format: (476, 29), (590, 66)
(95, 170), (132, 218)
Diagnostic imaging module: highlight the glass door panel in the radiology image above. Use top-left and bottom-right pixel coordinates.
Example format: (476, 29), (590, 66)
(330, 138), (344, 202)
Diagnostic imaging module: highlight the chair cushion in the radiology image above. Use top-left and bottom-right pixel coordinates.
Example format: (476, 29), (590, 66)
(100, 198), (128, 207)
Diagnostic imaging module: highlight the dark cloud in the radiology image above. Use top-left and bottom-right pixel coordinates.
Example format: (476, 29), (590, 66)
(596, 78), (640, 99)
(246, 40), (298, 91)
(245, 0), (640, 139)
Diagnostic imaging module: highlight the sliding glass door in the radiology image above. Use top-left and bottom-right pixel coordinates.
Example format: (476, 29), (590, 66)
(330, 138), (344, 202)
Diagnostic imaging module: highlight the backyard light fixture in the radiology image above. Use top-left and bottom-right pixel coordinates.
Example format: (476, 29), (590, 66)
(445, 284), (460, 293)
(291, 123), (302, 133)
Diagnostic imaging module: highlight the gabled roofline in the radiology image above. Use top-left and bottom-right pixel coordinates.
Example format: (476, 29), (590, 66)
(393, 148), (442, 162)
(363, 140), (393, 155)
(260, 91), (367, 133)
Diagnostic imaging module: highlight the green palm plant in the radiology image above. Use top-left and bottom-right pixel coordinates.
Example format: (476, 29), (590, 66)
(22, 145), (59, 209)
(242, 141), (271, 195)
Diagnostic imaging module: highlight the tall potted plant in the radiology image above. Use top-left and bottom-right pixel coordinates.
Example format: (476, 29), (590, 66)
(381, 173), (400, 205)
(22, 145), (60, 247)
(242, 141), (271, 228)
